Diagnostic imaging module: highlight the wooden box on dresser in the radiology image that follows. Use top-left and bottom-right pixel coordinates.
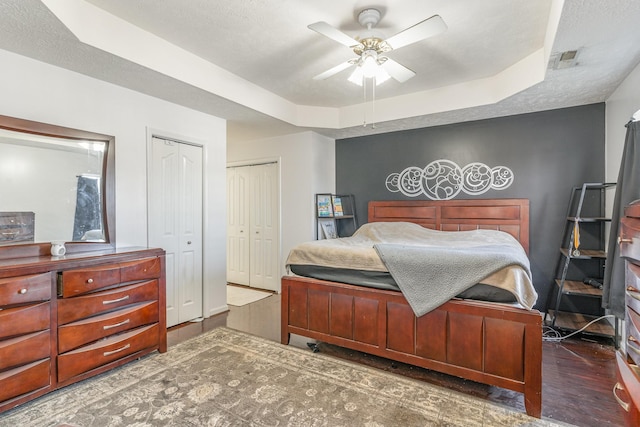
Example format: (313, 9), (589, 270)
(616, 200), (640, 425)
(0, 246), (166, 414)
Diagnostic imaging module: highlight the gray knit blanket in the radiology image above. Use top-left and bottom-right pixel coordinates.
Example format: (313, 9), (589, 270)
(375, 242), (532, 317)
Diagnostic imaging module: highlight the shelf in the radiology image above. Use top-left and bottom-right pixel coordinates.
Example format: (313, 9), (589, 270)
(547, 310), (615, 338)
(317, 215), (355, 220)
(560, 248), (607, 259)
(567, 217), (612, 222)
(555, 279), (603, 297)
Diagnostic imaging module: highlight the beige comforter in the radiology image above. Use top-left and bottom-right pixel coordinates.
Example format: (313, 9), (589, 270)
(286, 221), (537, 311)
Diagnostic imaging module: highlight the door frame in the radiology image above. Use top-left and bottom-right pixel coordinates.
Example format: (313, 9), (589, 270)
(227, 157), (282, 292)
(146, 127), (206, 320)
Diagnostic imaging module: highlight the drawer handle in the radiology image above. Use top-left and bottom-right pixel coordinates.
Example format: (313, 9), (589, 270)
(628, 287), (640, 301)
(619, 236), (633, 245)
(102, 295), (130, 305)
(103, 318), (130, 330)
(103, 343), (131, 357)
(628, 337), (640, 356)
(18, 288), (27, 294)
(87, 278), (94, 284)
(613, 382), (630, 412)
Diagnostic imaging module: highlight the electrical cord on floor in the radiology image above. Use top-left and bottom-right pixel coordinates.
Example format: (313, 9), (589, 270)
(542, 314), (615, 342)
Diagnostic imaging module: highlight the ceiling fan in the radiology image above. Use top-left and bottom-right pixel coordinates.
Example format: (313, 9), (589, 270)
(309, 8), (447, 85)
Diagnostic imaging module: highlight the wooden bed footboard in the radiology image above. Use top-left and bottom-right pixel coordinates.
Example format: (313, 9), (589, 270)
(281, 275), (542, 418)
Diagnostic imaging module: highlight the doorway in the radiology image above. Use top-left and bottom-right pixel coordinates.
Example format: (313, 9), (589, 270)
(227, 162), (280, 292)
(148, 136), (203, 327)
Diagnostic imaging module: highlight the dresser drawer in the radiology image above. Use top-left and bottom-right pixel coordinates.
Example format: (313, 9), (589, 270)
(57, 323), (159, 383)
(620, 217), (640, 263)
(628, 288), (640, 318)
(120, 257), (161, 283)
(59, 264), (121, 297)
(625, 202), (640, 218)
(0, 273), (51, 307)
(58, 301), (159, 353)
(58, 279), (159, 325)
(0, 302), (50, 340)
(59, 257), (161, 298)
(627, 263), (640, 292)
(0, 330), (50, 371)
(628, 307), (640, 366)
(0, 359), (50, 403)
(615, 351), (640, 426)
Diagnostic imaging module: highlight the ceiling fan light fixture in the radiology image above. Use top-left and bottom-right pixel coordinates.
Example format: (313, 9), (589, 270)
(361, 50), (379, 77)
(374, 66), (391, 84)
(348, 66), (364, 86)
(348, 61), (390, 86)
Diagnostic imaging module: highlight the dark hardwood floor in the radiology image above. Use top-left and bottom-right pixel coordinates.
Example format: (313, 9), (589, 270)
(168, 293), (624, 427)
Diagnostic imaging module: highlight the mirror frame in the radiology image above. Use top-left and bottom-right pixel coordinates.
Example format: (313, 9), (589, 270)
(0, 114), (115, 258)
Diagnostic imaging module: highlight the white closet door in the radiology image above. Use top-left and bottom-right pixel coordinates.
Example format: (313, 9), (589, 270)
(149, 137), (203, 327)
(177, 143), (203, 322)
(249, 163), (279, 291)
(226, 163), (279, 292)
(226, 166), (250, 285)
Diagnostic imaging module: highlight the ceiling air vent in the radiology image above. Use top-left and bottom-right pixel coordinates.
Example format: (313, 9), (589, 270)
(549, 49), (579, 69)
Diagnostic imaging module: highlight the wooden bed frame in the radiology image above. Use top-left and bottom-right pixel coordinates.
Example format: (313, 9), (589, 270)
(281, 199), (542, 418)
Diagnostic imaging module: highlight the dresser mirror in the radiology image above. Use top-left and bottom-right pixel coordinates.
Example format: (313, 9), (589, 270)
(0, 115), (115, 250)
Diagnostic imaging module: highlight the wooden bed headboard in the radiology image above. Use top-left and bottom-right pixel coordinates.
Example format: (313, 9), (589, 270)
(368, 199), (530, 254)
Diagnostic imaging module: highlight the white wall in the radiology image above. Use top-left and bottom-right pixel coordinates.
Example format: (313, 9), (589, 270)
(227, 131), (335, 282)
(0, 49), (228, 318)
(606, 61), (640, 184)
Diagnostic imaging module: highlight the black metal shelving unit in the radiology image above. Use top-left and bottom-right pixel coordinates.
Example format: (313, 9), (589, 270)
(315, 193), (357, 239)
(545, 182), (618, 340)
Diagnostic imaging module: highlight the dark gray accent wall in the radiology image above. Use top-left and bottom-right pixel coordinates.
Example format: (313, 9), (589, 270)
(336, 103), (606, 311)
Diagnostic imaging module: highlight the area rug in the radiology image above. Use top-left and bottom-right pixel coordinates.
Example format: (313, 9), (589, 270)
(227, 285), (272, 306)
(0, 327), (571, 427)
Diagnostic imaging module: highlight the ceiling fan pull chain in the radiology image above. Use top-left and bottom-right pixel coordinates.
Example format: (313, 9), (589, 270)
(372, 76), (376, 129)
(363, 76), (367, 126)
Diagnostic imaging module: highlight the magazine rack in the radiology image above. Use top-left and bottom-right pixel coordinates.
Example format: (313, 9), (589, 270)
(315, 194), (357, 239)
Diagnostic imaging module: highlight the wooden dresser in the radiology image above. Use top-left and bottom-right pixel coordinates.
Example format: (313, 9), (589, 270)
(616, 200), (640, 425)
(0, 247), (166, 414)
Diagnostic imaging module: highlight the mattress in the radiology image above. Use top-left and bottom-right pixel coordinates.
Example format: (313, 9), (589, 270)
(288, 264), (518, 303)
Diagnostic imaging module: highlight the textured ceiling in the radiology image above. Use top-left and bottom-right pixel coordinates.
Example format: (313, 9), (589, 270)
(0, 0), (639, 143)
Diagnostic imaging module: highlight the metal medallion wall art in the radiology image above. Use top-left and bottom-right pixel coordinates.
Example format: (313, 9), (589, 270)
(385, 160), (514, 200)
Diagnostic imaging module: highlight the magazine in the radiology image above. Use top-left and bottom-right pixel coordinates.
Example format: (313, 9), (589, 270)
(332, 196), (344, 216)
(320, 220), (337, 239)
(317, 194), (333, 217)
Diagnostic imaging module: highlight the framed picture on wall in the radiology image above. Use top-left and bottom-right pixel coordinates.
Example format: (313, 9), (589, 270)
(320, 220), (337, 239)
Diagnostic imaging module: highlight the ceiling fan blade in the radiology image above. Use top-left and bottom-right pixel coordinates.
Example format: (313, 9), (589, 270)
(308, 21), (360, 47)
(381, 58), (416, 83)
(384, 14), (447, 50)
(313, 60), (354, 80)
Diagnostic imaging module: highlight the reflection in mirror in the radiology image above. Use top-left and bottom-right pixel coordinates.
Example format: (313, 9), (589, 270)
(0, 115), (114, 249)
